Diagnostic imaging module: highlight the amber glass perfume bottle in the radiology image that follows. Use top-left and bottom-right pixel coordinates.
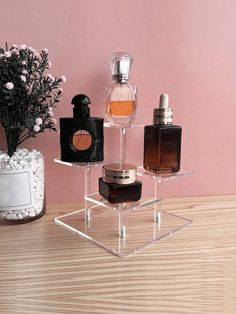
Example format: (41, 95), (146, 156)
(60, 94), (104, 162)
(144, 93), (182, 173)
(106, 52), (137, 126)
(99, 163), (142, 204)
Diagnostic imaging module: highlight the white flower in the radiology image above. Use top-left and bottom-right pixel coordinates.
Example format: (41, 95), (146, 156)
(20, 75), (26, 82)
(35, 52), (40, 58)
(11, 49), (19, 55)
(4, 51), (11, 58)
(46, 73), (55, 81)
(48, 110), (54, 117)
(43, 48), (48, 53)
(5, 82), (14, 90)
(11, 44), (18, 49)
(0, 54), (3, 58)
(33, 125), (40, 132)
(29, 47), (37, 55)
(35, 117), (43, 125)
(19, 44), (27, 50)
(48, 61), (52, 67)
(60, 75), (66, 83)
(22, 69), (28, 75)
(50, 118), (57, 125)
(22, 61), (27, 65)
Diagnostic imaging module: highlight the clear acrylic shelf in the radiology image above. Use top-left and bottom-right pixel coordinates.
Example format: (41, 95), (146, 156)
(85, 193), (159, 213)
(54, 123), (192, 257)
(54, 157), (104, 169)
(84, 168), (192, 214)
(104, 122), (144, 129)
(55, 206), (192, 258)
(137, 167), (193, 181)
(54, 162), (192, 257)
(54, 158), (192, 180)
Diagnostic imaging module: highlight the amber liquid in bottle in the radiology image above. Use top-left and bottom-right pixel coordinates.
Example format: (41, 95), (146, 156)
(144, 125), (181, 173)
(106, 85), (137, 125)
(72, 131), (92, 151)
(143, 93), (182, 174)
(107, 100), (136, 116)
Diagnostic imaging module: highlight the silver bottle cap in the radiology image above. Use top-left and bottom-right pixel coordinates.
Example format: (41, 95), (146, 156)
(110, 52), (133, 82)
(153, 93), (173, 125)
(103, 163), (137, 185)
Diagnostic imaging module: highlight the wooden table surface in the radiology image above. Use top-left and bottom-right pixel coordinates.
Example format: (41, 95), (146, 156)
(0, 195), (235, 314)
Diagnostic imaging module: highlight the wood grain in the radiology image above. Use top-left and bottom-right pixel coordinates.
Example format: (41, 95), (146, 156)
(0, 195), (235, 314)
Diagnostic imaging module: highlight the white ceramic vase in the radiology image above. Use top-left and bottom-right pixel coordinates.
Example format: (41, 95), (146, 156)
(0, 148), (45, 224)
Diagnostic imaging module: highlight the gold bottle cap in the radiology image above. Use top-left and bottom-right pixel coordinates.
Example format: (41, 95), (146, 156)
(103, 163), (137, 185)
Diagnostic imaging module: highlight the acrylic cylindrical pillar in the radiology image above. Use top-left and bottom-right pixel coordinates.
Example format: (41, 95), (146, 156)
(118, 203), (127, 237)
(154, 177), (163, 223)
(119, 127), (127, 163)
(84, 166), (92, 221)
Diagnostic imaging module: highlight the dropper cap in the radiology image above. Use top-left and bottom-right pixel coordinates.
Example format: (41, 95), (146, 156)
(71, 94), (90, 119)
(153, 93), (173, 125)
(110, 52), (134, 83)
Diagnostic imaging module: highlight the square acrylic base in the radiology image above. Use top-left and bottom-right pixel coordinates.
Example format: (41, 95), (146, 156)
(55, 205), (192, 257)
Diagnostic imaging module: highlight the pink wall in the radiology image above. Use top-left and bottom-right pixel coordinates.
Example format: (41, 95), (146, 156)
(0, 0), (236, 203)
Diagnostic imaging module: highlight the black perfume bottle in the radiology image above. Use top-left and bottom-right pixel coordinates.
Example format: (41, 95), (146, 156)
(144, 93), (182, 173)
(60, 94), (104, 162)
(99, 163), (142, 204)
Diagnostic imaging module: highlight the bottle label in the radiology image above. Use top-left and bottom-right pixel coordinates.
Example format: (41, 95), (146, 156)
(0, 169), (34, 211)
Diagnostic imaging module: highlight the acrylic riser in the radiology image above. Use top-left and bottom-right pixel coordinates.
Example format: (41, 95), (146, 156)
(54, 124), (192, 257)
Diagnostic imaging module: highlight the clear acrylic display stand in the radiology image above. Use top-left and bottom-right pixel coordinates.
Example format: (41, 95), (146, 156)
(55, 124), (192, 257)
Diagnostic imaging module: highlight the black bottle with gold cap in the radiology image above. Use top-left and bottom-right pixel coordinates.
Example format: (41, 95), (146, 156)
(99, 163), (142, 204)
(60, 94), (104, 162)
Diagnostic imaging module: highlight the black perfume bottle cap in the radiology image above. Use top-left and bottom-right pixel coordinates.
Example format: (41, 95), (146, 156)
(72, 94), (91, 119)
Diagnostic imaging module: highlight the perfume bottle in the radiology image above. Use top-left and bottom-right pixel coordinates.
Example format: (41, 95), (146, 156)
(60, 94), (104, 162)
(106, 52), (137, 126)
(143, 93), (182, 173)
(99, 163), (142, 204)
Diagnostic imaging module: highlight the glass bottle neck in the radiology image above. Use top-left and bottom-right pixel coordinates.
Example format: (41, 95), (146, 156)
(113, 74), (129, 84)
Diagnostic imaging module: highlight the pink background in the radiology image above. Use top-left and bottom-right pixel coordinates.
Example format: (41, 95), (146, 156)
(0, 0), (235, 204)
